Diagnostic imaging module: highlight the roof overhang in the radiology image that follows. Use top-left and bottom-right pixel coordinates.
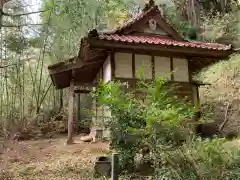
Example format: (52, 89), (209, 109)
(85, 37), (234, 73)
(86, 37), (233, 59)
(48, 53), (107, 89)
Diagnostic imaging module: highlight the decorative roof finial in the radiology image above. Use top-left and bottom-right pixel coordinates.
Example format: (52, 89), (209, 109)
(149, 0), (155, 7)
(143, 0), (155, 12)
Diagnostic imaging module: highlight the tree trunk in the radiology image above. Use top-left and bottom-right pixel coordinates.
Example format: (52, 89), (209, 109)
(0, 0), (10, 29)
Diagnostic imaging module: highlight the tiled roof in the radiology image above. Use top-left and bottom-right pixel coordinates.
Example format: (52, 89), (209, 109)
(106, 5), (184, 40)
(98, 34), (232, 51)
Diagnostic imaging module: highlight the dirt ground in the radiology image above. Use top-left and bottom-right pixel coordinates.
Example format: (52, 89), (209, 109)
(2, 135), (240, 180)
(0, 135), (110, 180)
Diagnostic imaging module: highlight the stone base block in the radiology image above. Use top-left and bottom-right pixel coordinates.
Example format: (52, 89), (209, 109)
(94, 156), (111, 178)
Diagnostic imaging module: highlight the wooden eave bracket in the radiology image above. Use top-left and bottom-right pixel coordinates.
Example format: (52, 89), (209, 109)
(192, 80), (211, 86)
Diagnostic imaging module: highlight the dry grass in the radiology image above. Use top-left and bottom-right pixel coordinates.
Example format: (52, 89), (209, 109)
(197, 54), (240, 104)
(196, 54), (240, 134)
(0, 135), (109, 180)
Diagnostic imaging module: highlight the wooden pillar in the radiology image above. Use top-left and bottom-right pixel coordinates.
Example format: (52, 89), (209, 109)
(192, 84), (201, 121)
(67, 80), (75, 144)
(76, 93), (80, 129)
(110, 52), (115, 80)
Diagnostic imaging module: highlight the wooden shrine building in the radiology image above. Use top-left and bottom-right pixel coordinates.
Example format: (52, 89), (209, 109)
(48, 1), (234, 143)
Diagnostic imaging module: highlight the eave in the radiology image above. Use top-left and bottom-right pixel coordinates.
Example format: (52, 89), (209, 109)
(87, 38), (233, 59)
(48, 53), (107, 89)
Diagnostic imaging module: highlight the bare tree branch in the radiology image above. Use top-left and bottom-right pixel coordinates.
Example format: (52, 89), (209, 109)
(2, 9), (48, 17)
(1, 23), (47, 27)
(0, 0), (10, 8)
(0, 57), (34, 68)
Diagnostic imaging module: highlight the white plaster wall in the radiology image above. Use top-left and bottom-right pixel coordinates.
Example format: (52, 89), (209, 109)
(103, 56), (111, 83)
(155, 56), (171, 80)
(173, 58), (189, 82)
(115, 53), (132, 78)
(135, 54), (152, 79)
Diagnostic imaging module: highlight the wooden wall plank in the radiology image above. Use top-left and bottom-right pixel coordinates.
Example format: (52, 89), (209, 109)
(132, 54), (135, 79)
(151, 55), (155, 79)
(111, 52), (115, 79)
(170, 57), (174, 81)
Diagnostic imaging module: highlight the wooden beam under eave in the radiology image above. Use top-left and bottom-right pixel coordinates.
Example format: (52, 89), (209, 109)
(189, 58), (218, 73)
(48, 58), (105, 75)
(48, 63), (75, 75)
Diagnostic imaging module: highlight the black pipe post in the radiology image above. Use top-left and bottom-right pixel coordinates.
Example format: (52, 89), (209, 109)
(111, 153), (119, 180)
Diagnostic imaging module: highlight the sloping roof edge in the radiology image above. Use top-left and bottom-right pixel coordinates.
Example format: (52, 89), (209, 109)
(105, 4), (184, 41)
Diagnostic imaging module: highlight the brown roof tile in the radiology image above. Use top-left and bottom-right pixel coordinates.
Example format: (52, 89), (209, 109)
(98, 34), (232, 51)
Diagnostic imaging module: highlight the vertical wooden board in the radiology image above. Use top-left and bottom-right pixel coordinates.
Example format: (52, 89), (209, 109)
(154, 56), (171, 80)
(151, 56), (155, 79)
(173, 58), (189, 82)
(135, 54), (152, 79)
(170, 57), (174, 80)
(110, 52), (115, 79)
(114, 53), (132, 78)
(192, 85), (200, 106)
(187, 59), (192, 82)
(132, 54), (135, 79)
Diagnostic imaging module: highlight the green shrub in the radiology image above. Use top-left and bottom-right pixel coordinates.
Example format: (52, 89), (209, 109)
(93, 77), (240, 179)
(93, 77), (195, 170)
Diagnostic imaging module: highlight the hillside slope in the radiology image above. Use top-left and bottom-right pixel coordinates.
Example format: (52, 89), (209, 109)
(197, 54), (240, 136)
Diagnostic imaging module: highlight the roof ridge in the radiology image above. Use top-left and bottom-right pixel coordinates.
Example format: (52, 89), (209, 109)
(108, 5), (159, 35)
(98, 4), (185, 41)
(143, 0), (155, 12)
